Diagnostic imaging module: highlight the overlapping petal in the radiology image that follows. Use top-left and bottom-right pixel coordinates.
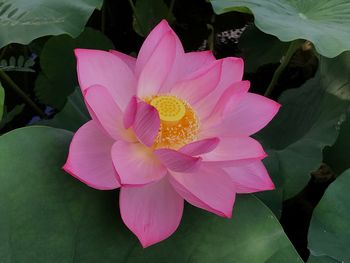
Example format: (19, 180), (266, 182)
(201, 137), (267, 166)
(200, 80), (250, 127)
(75, 49), (136, 110)
(84, 85), (134, 142)
(109, 50), (136, 72)
(137, 32), (177, 98)
(184, 51), (216, 74)
(179, 137), (220, 156)
(132, 101), (160, 147)
(224, 161), (275, 193)
(63, 121), (120, 190)
(202, 93), (281, 137)
(135, 20), (174, 76)
(120, 178), (184, 248)
(169, 166), (235, 217)
(111, 141), (166, 186)
(154, 148), (202, 172)
(195, 57), (244, 119)
(171, 60), (223, 105)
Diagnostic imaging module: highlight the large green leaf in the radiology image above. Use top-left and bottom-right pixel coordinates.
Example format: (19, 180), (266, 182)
(0, 82), (4, 120)
(0, 0), (103, 47)
(307, 255), (340, 263)
(0, 126), (302, 262)
(308, 169), (350, 263)
(256, 51), (350, 204)
(210, 0), (350, 57)
(323, 110), (350, 175)
(35, 28), (114, 109)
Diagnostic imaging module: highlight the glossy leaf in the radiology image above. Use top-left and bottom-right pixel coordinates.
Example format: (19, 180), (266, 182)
(35, 28), (114, 109)
(210, 0), (350, 57)
(0, 126), (302, 262)
(308, 169), (350, 262)
(0, 0), (103, 47)
(256, 51), (350, 203)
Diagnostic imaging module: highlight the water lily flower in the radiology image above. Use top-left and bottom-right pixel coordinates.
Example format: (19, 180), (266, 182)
(63, 20), (280, 247)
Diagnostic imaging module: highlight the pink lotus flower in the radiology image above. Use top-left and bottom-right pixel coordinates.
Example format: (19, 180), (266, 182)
(63, 20), (280, 247)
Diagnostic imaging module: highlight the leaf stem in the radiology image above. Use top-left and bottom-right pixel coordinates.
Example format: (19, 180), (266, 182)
(128, 0), (147, 36)
(167, 0), (175, 20)
(264, 39), (302, 97)
(0, 70), (45, 118)
(101, 0), (106, 33)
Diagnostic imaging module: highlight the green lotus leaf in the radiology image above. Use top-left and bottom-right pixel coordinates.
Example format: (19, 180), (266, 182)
(0, 0), (103, 47)
(210, 0), (350, 57)
(308, 169), (350, 262)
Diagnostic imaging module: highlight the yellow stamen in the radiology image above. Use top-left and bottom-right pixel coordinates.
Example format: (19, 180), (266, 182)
(146, 95), (199, 149)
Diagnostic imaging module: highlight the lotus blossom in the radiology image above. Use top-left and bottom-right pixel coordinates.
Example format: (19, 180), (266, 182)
(63, 20), (280, 247)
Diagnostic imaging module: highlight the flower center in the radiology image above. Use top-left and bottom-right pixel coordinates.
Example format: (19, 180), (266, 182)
(147, 95), (199, 149)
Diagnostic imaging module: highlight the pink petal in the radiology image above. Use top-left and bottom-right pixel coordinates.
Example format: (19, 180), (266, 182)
(84, 85), (133, 141)
(123, 96), (137, 129)
(179, 137), (220, 156)
(195, 57), (244, 119)
(132, 101), (160, 147)
(154, 148), (202, 172)
(135, 20), (173, 76)
(202, 93), (281, 137)
(169, 166), (235, 217)
(224, 161), (275, 193)
(201, 81), (250, 127)
(75, 49), (136, 110)
(63, 121), (120, 190)
(170, 60), (222, 105)
(201, 137), (267, 166)
(184, 51), (216, 74)
(137, 32), (176, 98)
(111, 141), (167, 186)
(109, 49), (136, 72)
(120, 178), (184, 248)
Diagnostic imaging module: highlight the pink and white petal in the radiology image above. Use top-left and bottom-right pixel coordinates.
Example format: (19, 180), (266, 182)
(199, 81), (250, 128)
(75, 49), (136, 110)
(132, 101), (160, 147)
(137, 32), (176, 98)
(169, 166), (235, 217)
(154, 148), (202, 172)
(84, 85), (132, 141)
(135, 20), (173, 76)
(179, 137), (220, 156)
(195, 57), (244, 119)
(120, 178), (184, 248)
(63, 121), (120, 190)
(201, 137), (267, 166)
(184, 50), (216, 75)
(202, 93), (281, 137)
(109, 50), (136, 72)
(159, 33), (186, 94)
(123, 96), (137, 129)
(170, 60), (222, 105)
(111, 141), (166, 186)
(224, 161), (275, 193)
